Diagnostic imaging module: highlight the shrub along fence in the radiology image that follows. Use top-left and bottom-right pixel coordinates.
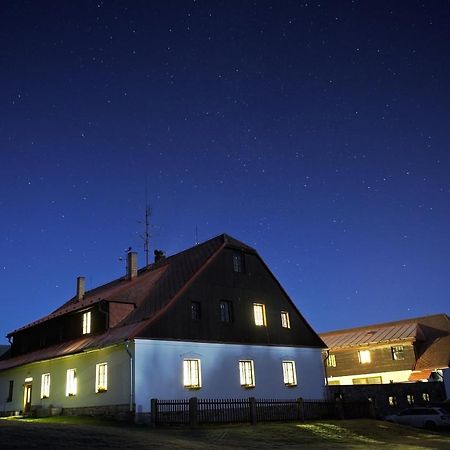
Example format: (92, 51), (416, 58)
(150, 397), (374, 426)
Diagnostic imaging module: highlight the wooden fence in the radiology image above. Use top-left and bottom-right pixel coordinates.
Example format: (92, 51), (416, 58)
(150, 397), (374, 426)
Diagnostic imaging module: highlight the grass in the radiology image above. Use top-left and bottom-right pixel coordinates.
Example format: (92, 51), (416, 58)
(1, 416), (449, 449)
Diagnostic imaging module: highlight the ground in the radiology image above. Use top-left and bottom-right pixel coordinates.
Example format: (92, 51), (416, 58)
(0, 417), (449, 449)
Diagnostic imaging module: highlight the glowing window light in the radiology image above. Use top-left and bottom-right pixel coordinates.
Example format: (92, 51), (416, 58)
(66, 369), (77, 396)
(183, 359), (201, 389)
(253, 303), (266, 326)
(281, 311), (290, 329)
(41, 373), (50, 399)
(357, 350), (371, 364)
(239, 360), (255, 387)
(327, 354), (337, 367)
(282, 361), (297, 386)
(82, 311), (91, 334)
(95, 363), (108, 393)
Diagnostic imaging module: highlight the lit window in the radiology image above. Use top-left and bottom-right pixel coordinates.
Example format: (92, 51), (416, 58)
(82, 311), (91, 335)
(191, 302), (201, 321)
(66, 369), (77, 396)
(282, 361), (297, 386)
(391, 346), (404, 360)
(407, 394), (414, 405)
(96, 363), (108, 393)
(183, 359), (201, 389)
(220, 300), (233, 323)
(358, 350), (371, 364)
(233, 252), (245, 273)
(239, 360), (255, 387)
(327, 354), (337, 367)
(422, 392), (430, 402)
(388, 396), (397, 407)
(41, 373), (50, 399)
(253, 303), (266, 326)
(281, 311), (290, 329)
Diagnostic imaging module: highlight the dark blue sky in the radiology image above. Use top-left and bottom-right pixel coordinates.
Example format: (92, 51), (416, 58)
(1, 1), (449, 342)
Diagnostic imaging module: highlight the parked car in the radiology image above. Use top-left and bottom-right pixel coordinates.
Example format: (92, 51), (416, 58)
(385, 407), (450, 429)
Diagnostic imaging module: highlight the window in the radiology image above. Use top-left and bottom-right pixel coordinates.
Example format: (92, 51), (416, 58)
(357, 350), (371, 364)
(66, 369), (77, 396)
(239, 360), (255, 387)
(253, 303), (267, 326)
(388, 396), (397, 407)
(282, 361), (297, 386)
(41, 373), (50, 399)
(391, 346), (405, 360)
(327, 354), (337, 367)
(352, 376), (382, 385)
(96, 363), (108, 393)
(220, 300), (233, 323)
(407, 394), (414, 405)
(191, 301), (201, 321)
(82, 311), (91, 335)
(233, 252), (245, 273)
(328, 380), (340, 386)
(7, 380), (13, 402)
(422, 392), (430, 402)
(183, 359), (201, 389)
(280, 311), (290, 329)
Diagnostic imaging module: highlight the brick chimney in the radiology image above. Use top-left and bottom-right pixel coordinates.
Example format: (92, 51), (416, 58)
(76, 276), (85, 300)
(127, 251), (138, 280)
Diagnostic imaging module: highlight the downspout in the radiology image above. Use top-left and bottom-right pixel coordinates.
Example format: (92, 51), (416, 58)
(125, 340), (134, 414)
(323, 349), (330, 386)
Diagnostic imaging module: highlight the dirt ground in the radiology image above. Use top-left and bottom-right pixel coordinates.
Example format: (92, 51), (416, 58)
(1, 417), (449, 449)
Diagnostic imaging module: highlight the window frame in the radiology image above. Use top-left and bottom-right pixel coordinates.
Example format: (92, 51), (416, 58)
(66, 368), (77, 397)
(183, 359), (202, 389)
(219, 300), (233, 323)
(253, 303), (267, 327)
(239, 360), (255, 388)
(280, 311), (291, 329)
(233, 252), (245, 273)
(191, 301), (201, 321)
(82, 311), (92, 335)
(327, 354), (337, 367)
(95, 362), (108, 393)
(357, 350), (371, 364)
(41, 373), (51, 399)
(7, 380), (13, 402)
(282, 361), (297, 386)
(391, 345), (405, 361)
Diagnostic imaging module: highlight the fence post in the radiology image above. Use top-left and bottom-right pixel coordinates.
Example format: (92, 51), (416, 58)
(150, 398), (157, 427)
(189, 397), (198, 429)
(249, 397), (257, 425)
(297, 397), (305, 421)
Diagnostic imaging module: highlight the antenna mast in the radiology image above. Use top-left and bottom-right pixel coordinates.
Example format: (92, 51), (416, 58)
(143, 205), (151, 266)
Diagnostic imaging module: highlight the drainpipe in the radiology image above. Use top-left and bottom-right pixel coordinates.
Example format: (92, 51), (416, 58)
(125, 341), (134, 414)
(323, 350), (330, 386)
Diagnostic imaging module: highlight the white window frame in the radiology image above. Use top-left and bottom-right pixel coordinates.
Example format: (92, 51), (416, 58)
(391, 345), (405, 360)
(280, 311), (290, 329)
(82, 311), (91, 335)
(95, 363), (108, 393)
(253, 303), (266, 326)
(358, 350), (371, 364)
(282, 361), (297, 386)
(66, 369), (77, 396)
(183, 359), (201, 389)
(327, 354), (337, 367)
(41, 373), (50, 399)
(239, 360), (255, 387)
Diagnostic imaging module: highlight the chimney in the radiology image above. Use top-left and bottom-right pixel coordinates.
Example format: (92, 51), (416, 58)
(127, 251), (138, 280)
(76, 276), (85, 301)
(154, 249), (166, 263)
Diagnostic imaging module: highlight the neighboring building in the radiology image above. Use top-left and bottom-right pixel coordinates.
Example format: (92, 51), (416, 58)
(0, 346), (9, 358)
(0, 234), (326, 418)
(320, 314), (450, 389)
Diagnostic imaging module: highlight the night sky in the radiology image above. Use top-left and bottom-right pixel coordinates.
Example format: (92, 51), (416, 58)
(1, 1), (449, 343)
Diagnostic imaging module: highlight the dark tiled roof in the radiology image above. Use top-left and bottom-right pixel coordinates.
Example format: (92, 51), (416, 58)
(0, 233), (264, 370)
(320, 313), (450, 371)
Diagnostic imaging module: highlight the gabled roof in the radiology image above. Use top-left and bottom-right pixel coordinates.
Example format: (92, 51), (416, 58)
(1, 233), (324, 371)
(320, 313), (450, 370)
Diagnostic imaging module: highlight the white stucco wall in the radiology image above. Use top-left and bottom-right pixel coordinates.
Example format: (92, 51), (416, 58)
(0, 344), (131, 414)
(134, 339), (325, 413)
